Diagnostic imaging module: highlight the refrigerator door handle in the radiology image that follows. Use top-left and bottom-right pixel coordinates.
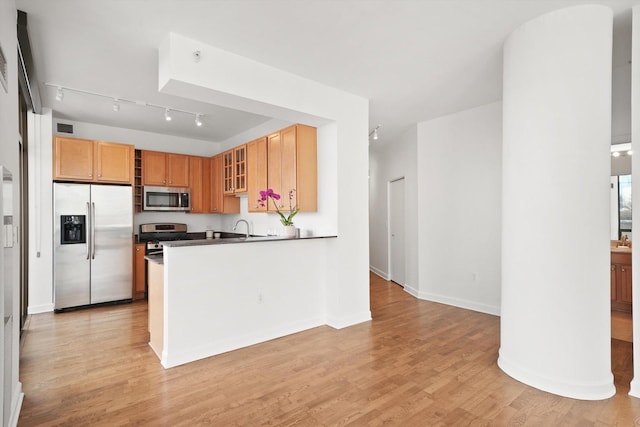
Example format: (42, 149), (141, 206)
(86, 202), (91, 260)
(91, 201), (96, 259)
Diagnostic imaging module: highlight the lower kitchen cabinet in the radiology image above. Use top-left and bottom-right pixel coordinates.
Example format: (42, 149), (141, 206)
(611, 251), (632, 313)
(134, 243), (146, 300)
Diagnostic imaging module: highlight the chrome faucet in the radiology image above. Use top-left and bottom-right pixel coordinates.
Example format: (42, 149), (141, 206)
(233, 219), (250, 238)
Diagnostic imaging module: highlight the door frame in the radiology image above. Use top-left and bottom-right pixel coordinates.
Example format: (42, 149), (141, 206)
(387, 176), (405, 286)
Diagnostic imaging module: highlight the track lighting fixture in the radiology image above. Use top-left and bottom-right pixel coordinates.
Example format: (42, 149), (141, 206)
(611, 142), (633, 157)
(368, 124), (381, 141)
(45, 83), (207, 127)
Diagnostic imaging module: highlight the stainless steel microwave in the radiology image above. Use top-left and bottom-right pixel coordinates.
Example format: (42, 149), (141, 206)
(143, 186), (191, 211)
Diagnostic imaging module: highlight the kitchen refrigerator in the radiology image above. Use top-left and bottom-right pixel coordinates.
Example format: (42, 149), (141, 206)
(54, 183), (133, 311)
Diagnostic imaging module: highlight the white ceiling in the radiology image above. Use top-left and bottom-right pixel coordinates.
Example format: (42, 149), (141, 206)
(15, 0), (638, 146)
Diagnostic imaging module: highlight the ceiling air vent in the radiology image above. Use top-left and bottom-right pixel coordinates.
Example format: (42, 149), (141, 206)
(56, 123), (74, 134)
(0, 44), (7, 93)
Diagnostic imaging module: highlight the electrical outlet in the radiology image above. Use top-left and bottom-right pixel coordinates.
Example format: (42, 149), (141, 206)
(258, 293), (263, 303)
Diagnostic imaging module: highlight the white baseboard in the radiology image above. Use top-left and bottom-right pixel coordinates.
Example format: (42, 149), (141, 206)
(403, 284), (419, 298)
(418, 291), (500, 316)
(28, 303), (54, 314)
(326, 310), (372, 329)
(369, 266), (389, 280)
(8, 381), (23, 427)
(498, 353), (615, 400)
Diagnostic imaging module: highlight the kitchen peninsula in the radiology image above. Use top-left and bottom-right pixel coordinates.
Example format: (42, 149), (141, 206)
(147, 235), (337, 368)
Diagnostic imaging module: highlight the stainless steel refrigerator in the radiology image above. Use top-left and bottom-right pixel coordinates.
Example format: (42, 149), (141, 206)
(54, 183), (133, 311)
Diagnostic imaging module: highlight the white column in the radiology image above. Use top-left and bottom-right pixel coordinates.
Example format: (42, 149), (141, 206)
(499, 5), (614, 400)
(628, 5), (640, 398)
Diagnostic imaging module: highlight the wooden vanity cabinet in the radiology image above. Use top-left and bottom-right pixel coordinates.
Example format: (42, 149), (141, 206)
(267, 124), (317, 212)
(247, 137), (268, 212)
(210, 154), (240, 214)
(133, 243), (146, 300)
(611, 251), (632, 313)
(142, 150), (190, 187)
(54, 136), (134, 184)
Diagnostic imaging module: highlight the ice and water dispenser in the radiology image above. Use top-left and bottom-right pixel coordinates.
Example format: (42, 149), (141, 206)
(60, 215), (86, 244)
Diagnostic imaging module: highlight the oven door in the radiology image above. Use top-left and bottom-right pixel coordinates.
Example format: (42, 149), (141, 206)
(143, 186), (191, 211)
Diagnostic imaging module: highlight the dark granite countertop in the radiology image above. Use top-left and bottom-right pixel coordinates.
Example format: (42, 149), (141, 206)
(161, 235), (337, 248)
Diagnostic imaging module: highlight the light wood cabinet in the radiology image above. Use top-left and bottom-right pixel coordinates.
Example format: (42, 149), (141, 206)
(53, 136), (134, 184)
(142, 150), (190, 187)
(222, 145), (247, 195)
(267, 124), (317, 212)
(96, 142), (135, 183)
(611, 251), (632, 313)
(188, 156), (211, 214)
(210, 154), (240, 214)
(133, 243), (146, 300)
(247, 137), (268, 212)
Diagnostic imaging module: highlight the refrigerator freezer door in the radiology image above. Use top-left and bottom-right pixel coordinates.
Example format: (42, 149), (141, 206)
(90, 185), (133, 304)
(54, 183), (91, 309)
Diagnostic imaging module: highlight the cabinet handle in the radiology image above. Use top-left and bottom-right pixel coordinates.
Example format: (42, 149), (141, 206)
(622, 268), (626, 272)
(612, 266), (616, 271)
(163, 180), (166, 184)
(89, 173), (92, 177)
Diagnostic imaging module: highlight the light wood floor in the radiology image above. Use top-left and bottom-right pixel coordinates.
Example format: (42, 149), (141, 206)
(17, 273), (640, 426)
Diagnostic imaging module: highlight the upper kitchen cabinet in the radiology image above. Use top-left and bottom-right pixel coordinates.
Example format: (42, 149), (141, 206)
(247, 137), (268, 212)
(142, 150), (190, 187)
(211, 154), (240, 214)
(267, 124), (317, 212)
(188, 156), (211, 214)
(53, 136), (134, 184)
(222, 144), (247, 195)
(96, 141), (135, 183)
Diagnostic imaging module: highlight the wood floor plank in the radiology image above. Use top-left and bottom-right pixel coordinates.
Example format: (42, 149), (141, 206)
(17, 273), (640, 426)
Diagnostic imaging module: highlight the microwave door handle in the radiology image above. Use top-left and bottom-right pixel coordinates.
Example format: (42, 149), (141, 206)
(86, 202), (91, 260)
(91, 202), (96, 259)
(178, 192), (182, 207)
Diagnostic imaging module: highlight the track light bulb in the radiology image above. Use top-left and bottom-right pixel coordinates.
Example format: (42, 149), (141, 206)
(195, 114), (203, 127)
(112, 99), (120, 112)
(373, 129), (378, 140)
(165, 108), (172, 121)
(56, 86), (63, 101)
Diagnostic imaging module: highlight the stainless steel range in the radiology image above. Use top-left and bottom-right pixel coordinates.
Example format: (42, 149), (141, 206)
(138, 223), (191, 255)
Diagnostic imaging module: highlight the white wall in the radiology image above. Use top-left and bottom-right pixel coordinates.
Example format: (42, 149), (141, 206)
(500, 5), (614, 400)
(629, 5), (640, 398)
(1, 0), (25, 423)
(416, 102), (502, 315)
(159, 32), (370, 329)
(27, 110), (53, 314)
(368, 125), (418, 288)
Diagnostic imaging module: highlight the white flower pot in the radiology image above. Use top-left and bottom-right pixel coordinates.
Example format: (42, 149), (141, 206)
(282, 225), (297, 238)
